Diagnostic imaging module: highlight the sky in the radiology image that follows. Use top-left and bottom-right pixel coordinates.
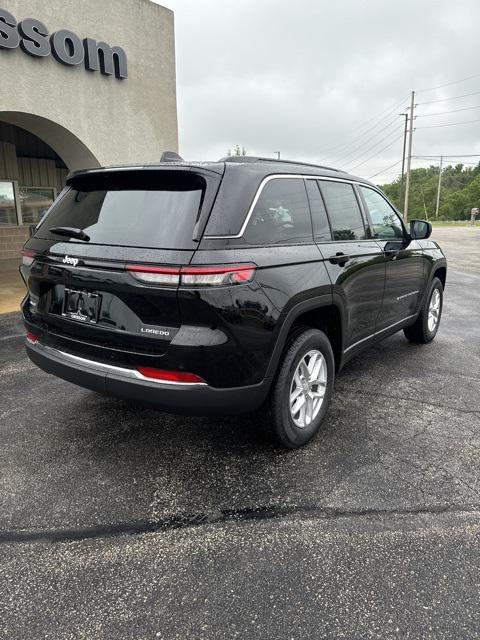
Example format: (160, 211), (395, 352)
(157, 0), (480, 184)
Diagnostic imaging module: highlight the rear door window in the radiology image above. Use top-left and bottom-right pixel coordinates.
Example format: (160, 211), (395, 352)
(243, 177), (312, 245)
(37, 171), (206, 249)
(318, 181), (367, 241)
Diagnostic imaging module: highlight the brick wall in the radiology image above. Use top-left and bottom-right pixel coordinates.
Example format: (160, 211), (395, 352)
(0, 227), (30, 260)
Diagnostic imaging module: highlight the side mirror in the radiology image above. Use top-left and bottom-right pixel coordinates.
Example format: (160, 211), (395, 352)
(410, 219), (432, 239)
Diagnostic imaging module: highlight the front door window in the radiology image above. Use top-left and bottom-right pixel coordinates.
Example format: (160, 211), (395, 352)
(360, 187), (404, 239)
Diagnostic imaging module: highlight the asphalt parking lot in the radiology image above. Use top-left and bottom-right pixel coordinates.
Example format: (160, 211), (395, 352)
(0, 227), (479, 639)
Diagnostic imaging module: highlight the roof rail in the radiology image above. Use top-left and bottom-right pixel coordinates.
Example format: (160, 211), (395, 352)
(218, 155), (341, 173)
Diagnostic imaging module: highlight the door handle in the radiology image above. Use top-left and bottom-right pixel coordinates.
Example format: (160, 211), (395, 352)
(328, 252), (349, 266)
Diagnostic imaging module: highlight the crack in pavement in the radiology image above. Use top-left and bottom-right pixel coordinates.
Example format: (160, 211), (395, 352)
(347, 387), (480, 417)
(1, 502), (479, 545)
(0, 333), (24, 342)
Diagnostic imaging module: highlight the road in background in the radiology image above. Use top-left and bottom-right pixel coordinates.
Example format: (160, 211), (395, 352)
(0, 227), (479, 638)
(431, 226), (480, 274)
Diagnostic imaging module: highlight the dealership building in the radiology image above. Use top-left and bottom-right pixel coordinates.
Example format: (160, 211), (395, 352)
(0, 0), (178, 259)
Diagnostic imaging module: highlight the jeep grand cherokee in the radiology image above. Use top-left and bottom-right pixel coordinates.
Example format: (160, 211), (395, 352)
(21, 155), (447, 448)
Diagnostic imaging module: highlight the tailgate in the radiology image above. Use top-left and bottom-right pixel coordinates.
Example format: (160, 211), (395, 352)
(21, 167), (222, 365)
(23, 246), (193, 364)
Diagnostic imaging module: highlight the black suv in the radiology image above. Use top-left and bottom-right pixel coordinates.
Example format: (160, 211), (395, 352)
(21, 156), (446, 448)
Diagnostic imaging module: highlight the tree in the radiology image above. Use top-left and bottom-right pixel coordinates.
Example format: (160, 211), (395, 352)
(379, 162), (480, 220)
(227, 145), (247, 157)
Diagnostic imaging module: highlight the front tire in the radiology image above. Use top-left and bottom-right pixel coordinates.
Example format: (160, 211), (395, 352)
(270, 328), (335, 448)
(403, 277), (443, 344)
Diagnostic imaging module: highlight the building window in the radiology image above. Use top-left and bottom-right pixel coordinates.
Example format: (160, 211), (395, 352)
(0, 181), (18, 225)
(19, 187), (56, 225)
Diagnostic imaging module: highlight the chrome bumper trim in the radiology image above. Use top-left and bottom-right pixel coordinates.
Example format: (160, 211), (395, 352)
(29, 341), (208, 386)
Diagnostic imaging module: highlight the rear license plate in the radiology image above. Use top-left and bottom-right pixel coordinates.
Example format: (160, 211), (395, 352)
(63, 289), (101, 324)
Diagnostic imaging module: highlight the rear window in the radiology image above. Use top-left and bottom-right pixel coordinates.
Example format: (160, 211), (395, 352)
(37, 170), (206, 249)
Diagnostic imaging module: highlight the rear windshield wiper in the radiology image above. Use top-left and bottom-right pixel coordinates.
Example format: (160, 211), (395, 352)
(49, 227), (90, 242)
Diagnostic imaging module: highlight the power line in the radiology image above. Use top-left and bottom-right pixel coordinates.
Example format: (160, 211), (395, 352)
(412, 154), (480, 158)
(338, 125), (404, 169)
(416, 118), (480, 129)
(452, 161), (480, 165)
(374, 172), (404, 177)
(376, 157), (480, 185)
(417, 104), (480, 118)
(319, 95), (409, 160)
(441, 161), (480, 165)
(417, 90), (480, 105)
(413, 157), (480, 165)
(322, 118), (402, 164)
(347, 133), (405, 172)
(331, 119), (403, 165)
(323, 96), (408, 154)
(367, 159), (403, 180)
(322, 83), (480, 182)
(417, 73), (480, 93)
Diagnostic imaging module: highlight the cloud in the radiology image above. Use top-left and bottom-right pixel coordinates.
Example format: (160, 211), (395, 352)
(157, 0), (480, 182)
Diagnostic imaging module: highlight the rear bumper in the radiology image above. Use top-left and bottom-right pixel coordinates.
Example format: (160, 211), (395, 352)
(25, 340), (271, 416)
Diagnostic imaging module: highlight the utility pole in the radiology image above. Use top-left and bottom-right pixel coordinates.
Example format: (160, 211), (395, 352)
(398, 112), (408, 210)
(435, 155), (443, 218)
(403, 90), (415, 224)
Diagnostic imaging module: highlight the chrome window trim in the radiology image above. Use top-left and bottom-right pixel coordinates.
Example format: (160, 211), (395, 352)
(204, 173), (366, 239)
(343, 314), (417, 354)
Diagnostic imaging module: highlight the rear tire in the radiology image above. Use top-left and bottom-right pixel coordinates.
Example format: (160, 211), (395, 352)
(270, 328), (335, 449)
(403, 277), (443, 344)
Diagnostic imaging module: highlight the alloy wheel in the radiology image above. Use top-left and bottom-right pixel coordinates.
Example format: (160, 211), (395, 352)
(428, 288), (441, 332)
(289, 349), (327, 428)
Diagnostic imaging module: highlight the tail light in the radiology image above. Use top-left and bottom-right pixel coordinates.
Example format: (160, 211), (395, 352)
(26, 332), (38, 345)
(181, 264), (256, 286)
(135, 367), (206, 385)
(21, 249), (35, 266)
(126, 263), (256, 287)
(125, 265), (181, 286)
